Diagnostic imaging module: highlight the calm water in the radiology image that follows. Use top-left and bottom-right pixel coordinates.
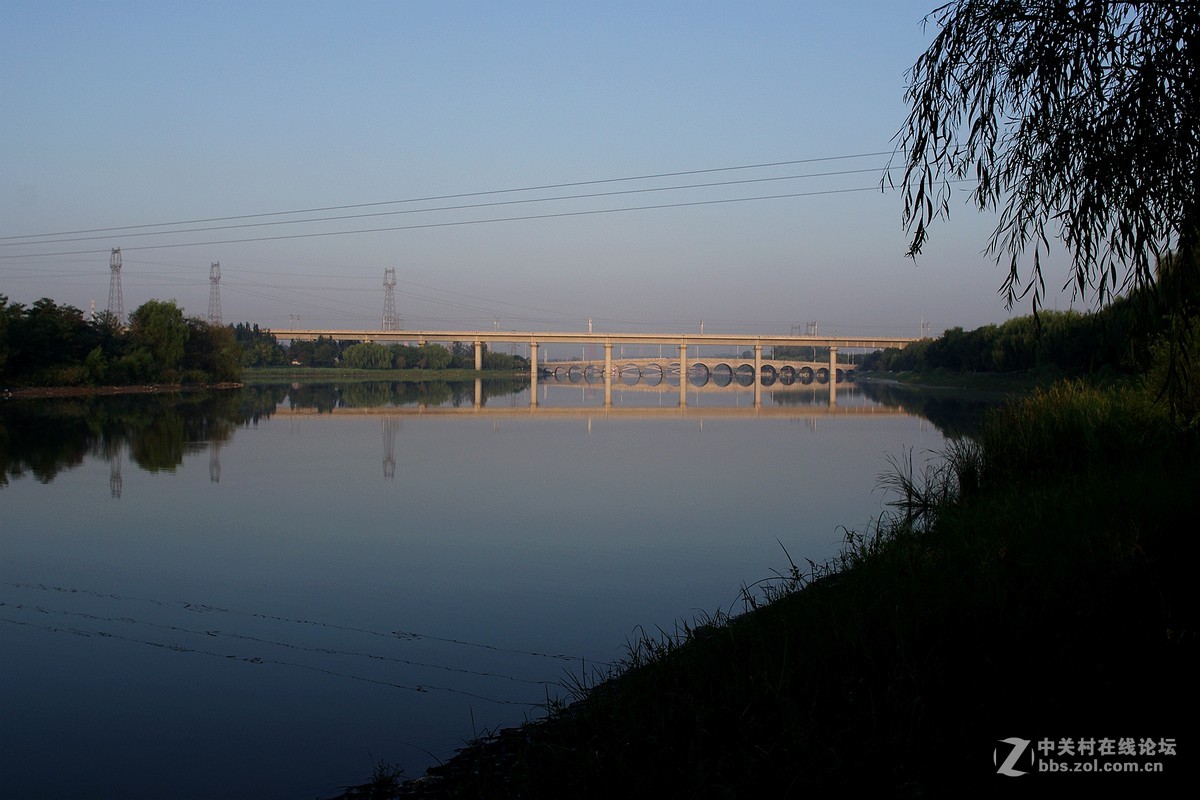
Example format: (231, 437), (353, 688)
(1, 378), (971, 799)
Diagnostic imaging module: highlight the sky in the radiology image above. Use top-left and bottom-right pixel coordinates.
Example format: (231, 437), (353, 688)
(1, 1), (1091, 340)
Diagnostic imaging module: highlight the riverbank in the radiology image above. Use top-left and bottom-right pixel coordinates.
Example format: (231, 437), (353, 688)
(3, 365), (530, 398)
(332, 379), (1196, 797)
(856, 367), (1066, 394)
(2, 382), (244, 400)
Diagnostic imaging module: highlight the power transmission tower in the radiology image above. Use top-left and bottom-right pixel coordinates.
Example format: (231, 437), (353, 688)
(109, 448), (123, 499)
(382, 268), (398, 330)
(107, 248), (124, 324)
(383, 417), (398, 479)
(209, 441), (221, 483)
(208, 262), (222, 325)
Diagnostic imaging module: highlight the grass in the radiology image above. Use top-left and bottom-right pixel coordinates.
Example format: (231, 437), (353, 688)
(337, 379), (1197, 797)
(859, 367), (1054, 395)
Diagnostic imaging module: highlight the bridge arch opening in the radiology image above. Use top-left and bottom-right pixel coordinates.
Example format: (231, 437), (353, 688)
(734, 364), (755, 387)
(688, 363), (710, 387)
(760, 364), (778, 386)
(778, 365), (796, 385)
(712, 363), (733, 387)
(642, 363), (664, 386)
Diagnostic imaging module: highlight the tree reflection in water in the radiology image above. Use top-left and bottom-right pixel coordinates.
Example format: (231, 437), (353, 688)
(0, 380), (526, 486)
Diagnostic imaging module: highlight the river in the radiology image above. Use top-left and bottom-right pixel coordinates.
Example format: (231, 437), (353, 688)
(0, 377), (983, 799)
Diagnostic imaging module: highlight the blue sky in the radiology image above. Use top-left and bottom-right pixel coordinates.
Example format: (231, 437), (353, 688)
(1, 1), (1087, 337)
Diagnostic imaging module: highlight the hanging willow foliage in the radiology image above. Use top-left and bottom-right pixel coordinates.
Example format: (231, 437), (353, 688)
(893, 1), (1200, 312)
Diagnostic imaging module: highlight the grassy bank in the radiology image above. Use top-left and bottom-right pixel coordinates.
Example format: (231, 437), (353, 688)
(335, 380), (1196, 798)
(857, 367), (1065, 395)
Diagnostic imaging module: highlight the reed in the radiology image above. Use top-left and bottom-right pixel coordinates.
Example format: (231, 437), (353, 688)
(975, 380), (1174, 481)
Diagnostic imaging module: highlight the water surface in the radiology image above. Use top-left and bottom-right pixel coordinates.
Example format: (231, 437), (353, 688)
(1, 379), (958, 798)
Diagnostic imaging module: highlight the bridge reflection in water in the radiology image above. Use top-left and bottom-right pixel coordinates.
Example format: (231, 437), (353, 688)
(543, 359), (854, 387)
(539, 358), (857, 409)
(271, 381), (913, 479)
(272, 375), (902, 419)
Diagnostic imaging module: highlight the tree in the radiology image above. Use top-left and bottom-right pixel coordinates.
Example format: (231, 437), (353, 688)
(311, 336), (341, 367)
(389, 343), (420, 368)
(128, 299), (188, 380)
(2, 298), (97, 383)
(182, 318), (242, 382)
(0, 295), (20, 378)
(89, 310), (126, 361)
(895, 2), (1200, 318)
(450, 340), (472, 368)
(232, 322), (286, 367)
(417, 343), (452, 370)
(343, 342), (393, 369)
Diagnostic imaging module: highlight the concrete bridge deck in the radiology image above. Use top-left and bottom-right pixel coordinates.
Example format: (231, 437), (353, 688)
(267, 328), (917, 351)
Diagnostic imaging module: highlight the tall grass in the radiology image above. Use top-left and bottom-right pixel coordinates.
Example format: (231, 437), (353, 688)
(974, 380), (1174, 480)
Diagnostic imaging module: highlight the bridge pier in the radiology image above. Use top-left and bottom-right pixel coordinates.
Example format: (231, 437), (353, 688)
(474, 341), (483, 372)
(530, 342), (539, 407)
(604, 342), (613, 407)
(679, 343), (687, 407)
(754, 344), (762, 407)
(829, 346), (838, 406)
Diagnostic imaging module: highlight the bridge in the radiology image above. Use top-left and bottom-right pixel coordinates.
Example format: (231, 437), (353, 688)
(267, 328), (919, 408)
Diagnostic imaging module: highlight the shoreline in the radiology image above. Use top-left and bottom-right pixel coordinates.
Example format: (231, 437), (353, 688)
(3, 382), (245, 400)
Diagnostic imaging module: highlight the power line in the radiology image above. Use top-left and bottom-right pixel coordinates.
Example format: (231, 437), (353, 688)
(0, 151), (965, 333)
(1, 166), (893, 248)
(0, 183), (897, 260)
(0, 151), (891, 242)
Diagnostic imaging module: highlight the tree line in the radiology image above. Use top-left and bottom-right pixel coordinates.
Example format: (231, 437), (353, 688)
(2, 287), (1184, 391)
(1, 296), (240, 388)
(1, 298), (533, 390)
(232, 323), (529, 371)
(860, 309), (1128, 377)
(861, 264), (1191, 381)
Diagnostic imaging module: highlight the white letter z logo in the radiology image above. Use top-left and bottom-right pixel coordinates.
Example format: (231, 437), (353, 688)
(995, 737), (1031, 776)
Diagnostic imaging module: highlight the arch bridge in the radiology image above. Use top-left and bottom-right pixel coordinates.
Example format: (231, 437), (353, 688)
(267, 328), (918, 407)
